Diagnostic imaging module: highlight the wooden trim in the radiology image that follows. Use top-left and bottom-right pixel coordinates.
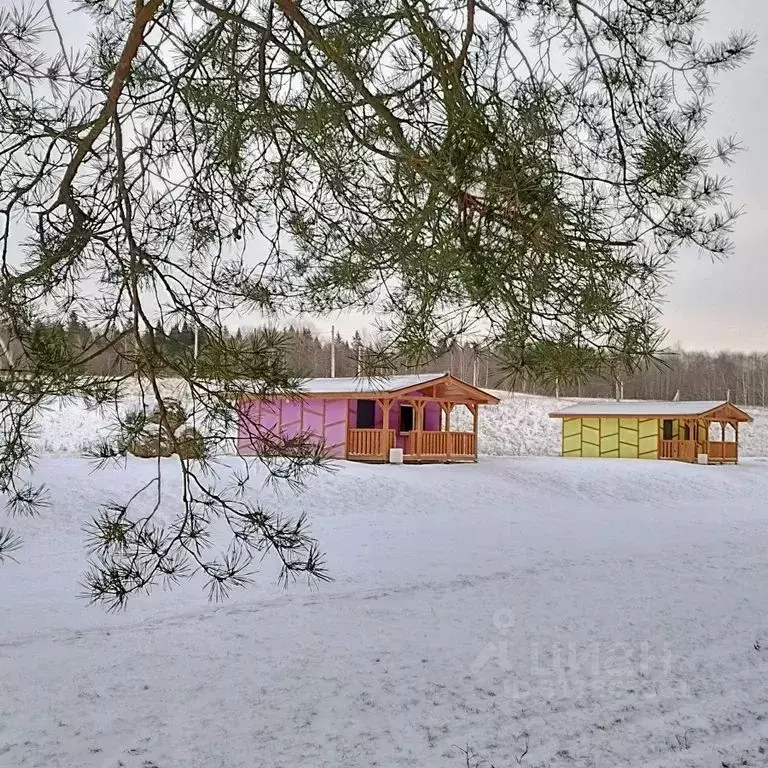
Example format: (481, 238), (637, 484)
(343, 399), (349, 459)
(445, 402), (453, 460)
(322, 399), (327, 447)
(388, 373), (501, 404)
(380, 398), (392, 461)
(415, 402), (424, 459)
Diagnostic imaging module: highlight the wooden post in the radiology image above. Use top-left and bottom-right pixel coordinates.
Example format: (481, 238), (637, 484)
(472, 402), (479, 462)
(735, 420), (739, 464)
(415, 401), (424, 460)
(445, 402), (453, 461)
(380, 398), (391, 461)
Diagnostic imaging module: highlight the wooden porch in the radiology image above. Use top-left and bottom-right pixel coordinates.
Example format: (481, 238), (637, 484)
(659, 439), (738, 463)
(346, 427), (478, 462)
(659, 415), (741, 464)
(344, 380), (491, 463)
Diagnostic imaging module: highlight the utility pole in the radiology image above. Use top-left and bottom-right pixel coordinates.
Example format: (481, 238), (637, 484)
(330, 324), (336, 377)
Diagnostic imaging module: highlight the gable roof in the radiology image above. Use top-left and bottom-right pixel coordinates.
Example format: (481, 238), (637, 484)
(239, 373), (500, 404)
(550, 400), (752, 421)
(297, 373), (444, 394)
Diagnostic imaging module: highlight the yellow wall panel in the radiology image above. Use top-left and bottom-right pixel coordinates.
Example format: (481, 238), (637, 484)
(638, 418), (658, 459)
(598, 418), (618, 457)
(582, 418), (600, 456)
(582, 418), (600, 432)
(563, 418), (581, 437)
(563, 434), (581, 455)
(600, 418), (619, 436)
(619, 442), (638, 458)
(619, 418), (639, 458)
(562, 418), (582, 456)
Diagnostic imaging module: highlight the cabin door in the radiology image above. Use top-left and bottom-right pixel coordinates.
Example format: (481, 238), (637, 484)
(397, 405), (414, 452)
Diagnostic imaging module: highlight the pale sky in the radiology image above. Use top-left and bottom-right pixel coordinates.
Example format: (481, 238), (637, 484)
(27, 0), (768, 351)
(657, 0), (768, 352)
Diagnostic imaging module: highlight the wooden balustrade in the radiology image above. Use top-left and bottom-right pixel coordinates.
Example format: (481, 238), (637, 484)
(660, 440), (698, 461)
(449, 432), (476, 456)
(348, 429), (476, 461)
(660, 439), (738, 462)
(417, 431), (475, 456)
(347, 428), (395, 458)
(707, 441), (737, 461)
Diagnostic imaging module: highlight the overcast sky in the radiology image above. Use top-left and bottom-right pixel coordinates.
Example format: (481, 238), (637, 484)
(38, 0), (768, 352)
(658, 0), (768, 353)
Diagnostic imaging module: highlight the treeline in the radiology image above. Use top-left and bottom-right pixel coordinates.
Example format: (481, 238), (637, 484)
(3, 318), (768, 407)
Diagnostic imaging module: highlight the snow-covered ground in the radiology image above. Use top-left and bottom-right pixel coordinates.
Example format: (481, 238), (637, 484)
(31, 388), (768, 458)
(3, 456), (768, 767)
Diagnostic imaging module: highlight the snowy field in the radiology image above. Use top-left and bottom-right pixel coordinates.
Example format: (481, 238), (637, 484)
(3, 455), (768, 767)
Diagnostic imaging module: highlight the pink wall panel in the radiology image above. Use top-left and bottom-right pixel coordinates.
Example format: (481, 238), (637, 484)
(237, 398), (348, 457)
(280, 400), (302, 436)
(300, 399), (326, 440)
(260, 401), (279, 433)
(237, 401), (261, 453)
(424, 402), (441, 431)
(323, 399), (348, 458)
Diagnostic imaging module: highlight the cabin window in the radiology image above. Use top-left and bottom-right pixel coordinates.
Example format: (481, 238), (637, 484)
(683, 424), (690, 441)
(399, 405), (414, 433)
(662, 419), (674, 441)
(356, 400), (376, 429)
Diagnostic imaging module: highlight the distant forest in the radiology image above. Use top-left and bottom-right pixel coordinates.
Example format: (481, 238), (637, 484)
(2, 315), (768, 407)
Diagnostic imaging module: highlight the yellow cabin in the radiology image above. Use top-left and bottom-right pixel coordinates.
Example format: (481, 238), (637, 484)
(549, 400), (752, 464)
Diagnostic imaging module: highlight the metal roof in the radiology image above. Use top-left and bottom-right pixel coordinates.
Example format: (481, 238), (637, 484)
(550, 400), (750, 419)
(296, 373), (446, 394)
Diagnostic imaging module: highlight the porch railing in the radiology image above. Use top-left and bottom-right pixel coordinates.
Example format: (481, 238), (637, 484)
(660, 439), (737, 462)
(347, 428), (396, 458)
(405, 430), (476, 457)
(707, 441), (737, 461)
(659, 439), (699, 461)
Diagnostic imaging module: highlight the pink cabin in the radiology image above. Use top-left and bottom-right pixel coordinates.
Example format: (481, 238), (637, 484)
(236, 372), (500, 463)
